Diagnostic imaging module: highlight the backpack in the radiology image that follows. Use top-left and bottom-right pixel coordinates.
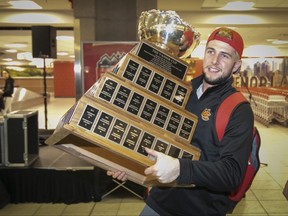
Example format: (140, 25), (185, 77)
(215, 92), (261, 212)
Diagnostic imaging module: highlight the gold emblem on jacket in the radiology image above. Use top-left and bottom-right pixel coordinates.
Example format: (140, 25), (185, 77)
(201, 108), (211, 121)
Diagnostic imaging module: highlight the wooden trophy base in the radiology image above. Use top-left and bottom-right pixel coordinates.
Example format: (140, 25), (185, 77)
(46, 93), (200, 187)
(46, 41), (201, 187)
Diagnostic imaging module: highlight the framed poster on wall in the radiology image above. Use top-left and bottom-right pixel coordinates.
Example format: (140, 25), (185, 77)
(82, 42), (138, 91)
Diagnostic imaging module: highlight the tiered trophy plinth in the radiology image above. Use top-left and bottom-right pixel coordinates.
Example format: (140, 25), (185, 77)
(46, 40), (201, 186)
(46, 7), (202, 186)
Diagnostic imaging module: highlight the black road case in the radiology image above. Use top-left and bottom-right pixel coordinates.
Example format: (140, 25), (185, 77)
(4, 110), (39, 167)
(0, 120), (4, 166)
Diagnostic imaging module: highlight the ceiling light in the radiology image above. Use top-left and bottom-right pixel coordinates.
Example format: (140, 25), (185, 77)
(56, 36), (74, 41)
(3, 61), (23, 66)
(243, 45), (283, 57)
(5, 13), (61, 24)
(57, 52), (69, 56)
(272, 40), (288, 45)
(266, 39), (288, 45)
(221, 1), (255, 11)
(9, 1), (42, 9)
(6, 66), (26, 72)
(2, 58), (13, 61)
(17, 52), (33, 61)
(30, 58), (54, 68)
(206, 15), (262, 24)
(4, 43), (27, 48)
(6, 49), (18, 53)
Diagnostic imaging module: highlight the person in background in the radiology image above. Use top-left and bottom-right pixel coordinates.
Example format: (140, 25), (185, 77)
(0, 70), (14, 115)
(108, 27), (254, 216)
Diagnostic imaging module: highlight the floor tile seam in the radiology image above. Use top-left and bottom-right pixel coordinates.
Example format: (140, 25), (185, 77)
(247, 189), (272, 214)
(60, 204), (70, 216)
(37, 203), (67, 216)
(13, 203), (41, 216)
(116, 197), (128, 216)
(31, 203), (44, 216)
(265, 169), (287, 189)
(87, 203), (96, 216)
(259, 199), (288, 214)
(257, 199), (270, 215)
(251, 188), (287, 202)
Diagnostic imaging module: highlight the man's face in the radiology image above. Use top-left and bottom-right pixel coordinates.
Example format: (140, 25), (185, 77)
(202, 40), (241, 86)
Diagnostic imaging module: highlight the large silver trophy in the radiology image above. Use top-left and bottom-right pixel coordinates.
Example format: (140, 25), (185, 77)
(138, 9), (200, 59)
(46, 9), (201, 187)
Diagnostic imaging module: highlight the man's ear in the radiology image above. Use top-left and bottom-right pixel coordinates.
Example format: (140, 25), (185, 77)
(232, 60), (242, 74)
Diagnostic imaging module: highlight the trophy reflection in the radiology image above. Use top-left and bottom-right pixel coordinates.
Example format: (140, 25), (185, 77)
(138, 9), (200, 59)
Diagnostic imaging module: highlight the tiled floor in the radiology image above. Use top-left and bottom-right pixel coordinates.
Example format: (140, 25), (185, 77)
(0, 95), (287, 216)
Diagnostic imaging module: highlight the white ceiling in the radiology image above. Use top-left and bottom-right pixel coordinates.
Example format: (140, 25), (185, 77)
(0, 0), (287, 66)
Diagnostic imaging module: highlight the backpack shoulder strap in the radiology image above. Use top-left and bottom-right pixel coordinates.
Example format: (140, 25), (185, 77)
(216, 92), (247, 141)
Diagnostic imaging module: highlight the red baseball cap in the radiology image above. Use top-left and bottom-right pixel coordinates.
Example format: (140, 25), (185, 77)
(207, 27), (244, 57)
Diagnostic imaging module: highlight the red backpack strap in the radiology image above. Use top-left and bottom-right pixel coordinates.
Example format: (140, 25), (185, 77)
(216, 92), (247, 141)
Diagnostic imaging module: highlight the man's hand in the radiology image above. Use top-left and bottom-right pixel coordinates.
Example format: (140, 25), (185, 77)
(107, 171), (128, 182)
(144, 148), (180, 183)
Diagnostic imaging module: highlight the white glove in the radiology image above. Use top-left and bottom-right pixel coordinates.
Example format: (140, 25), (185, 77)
(144, 148), (180, 183)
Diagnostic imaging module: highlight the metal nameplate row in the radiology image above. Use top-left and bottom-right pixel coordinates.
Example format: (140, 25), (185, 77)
(89, 74), (197, 143)
(113, 53), (191, 108)
(77, 103), (197, 160)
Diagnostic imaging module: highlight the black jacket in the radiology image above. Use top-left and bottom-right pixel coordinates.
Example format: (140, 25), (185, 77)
(3, 77), (14, 97)
(146, 75), (254, 216)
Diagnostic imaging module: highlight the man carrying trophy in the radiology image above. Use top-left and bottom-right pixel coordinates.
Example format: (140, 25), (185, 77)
(109, 10), (254, 216)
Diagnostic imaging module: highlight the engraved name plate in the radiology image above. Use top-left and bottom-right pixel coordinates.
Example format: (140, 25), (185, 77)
(140, 99), (157, 122)
(167, 145), (181, 158)
(123, 59), (139, 81)
(113, 85), (131, 109)
(123, 126), (142, 150)
(166, 111), (182, 134)
(148, 72), (164, 95)
(173, 85), (188, 107)
(160, 79), (176, 101)
(98, 79), (118, 102)
(135, 66), (152, 88)
(154, 140), (169, 153)
(126, 92), (144, 115)
(78, 105), (99, 130)
(153, 105), (170, 128)
(137, 132), (155, 156)
(182, 151), (194, 160)
(179, 117), (194, 140)
(93, 112), (114, 137)
(108, 118), (128, 144)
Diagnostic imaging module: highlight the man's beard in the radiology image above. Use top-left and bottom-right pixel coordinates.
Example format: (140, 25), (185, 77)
(203, 70), (231, 86)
